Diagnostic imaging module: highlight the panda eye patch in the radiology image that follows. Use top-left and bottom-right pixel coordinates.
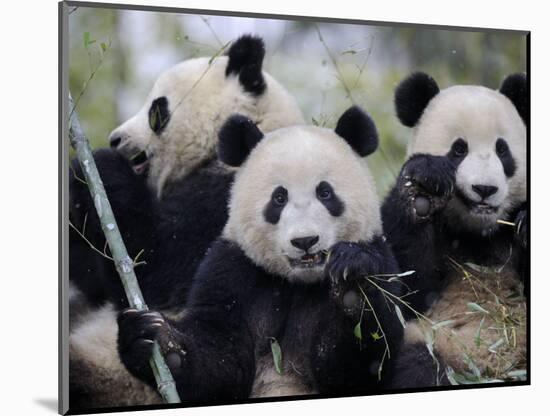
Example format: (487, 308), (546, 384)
(496, 138), (509, 156)
(273, 188), (288, 206)
(495, 138), (516, 177)
(264, 186), (288, 224)
(316, 181), (344, 217)
(316, 182), (332, 200)
(451, 138), (468, 157)
(148, 96), (171, 135)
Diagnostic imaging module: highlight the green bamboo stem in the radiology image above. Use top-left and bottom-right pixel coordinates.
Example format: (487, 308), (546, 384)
(68, 93), (181, 404)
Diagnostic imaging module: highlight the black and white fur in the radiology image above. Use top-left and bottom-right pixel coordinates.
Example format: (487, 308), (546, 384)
(383, 72), (527, 388)
(117, 107), (405, 403)
(68, 35), (304, 411)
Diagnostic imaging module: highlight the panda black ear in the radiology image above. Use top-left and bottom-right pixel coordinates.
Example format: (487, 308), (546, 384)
(334, 106), (379, 157)
(218, 115), (264, 167)
(226, 35), (266, 96)
(395, 72), (440, 127)
(499, 73), (527, 124)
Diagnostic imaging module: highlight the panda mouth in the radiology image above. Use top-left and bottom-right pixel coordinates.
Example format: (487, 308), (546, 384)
(130, 150), (149, 175)
(456, 191), (498, 215)
(288, 251), (327, 268)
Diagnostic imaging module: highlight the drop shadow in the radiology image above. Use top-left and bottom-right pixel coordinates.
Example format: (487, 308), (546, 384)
(34, 398), (58, 413)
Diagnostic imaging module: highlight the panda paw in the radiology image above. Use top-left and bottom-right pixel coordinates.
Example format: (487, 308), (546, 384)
(325, 242), (380, 315)
(514, 209), (528, 249)
(117, 309), (186, 379)
(399, 154), (455, 221)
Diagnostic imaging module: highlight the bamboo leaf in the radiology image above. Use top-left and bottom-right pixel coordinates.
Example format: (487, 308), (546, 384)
(507, 369), (527, 380)
(394, 304), (406, 328)
(446, 366), (459, 386)
(371, 331), (382, 341)
(354, 322), (362, 340)
(463, 353), (481, 379)
(474, 316), (486, 347)
(467, 302), (489, 314)
(432, 319), (456, 331)
(270, 338), (283, 375)
(488, 338), (504, 353)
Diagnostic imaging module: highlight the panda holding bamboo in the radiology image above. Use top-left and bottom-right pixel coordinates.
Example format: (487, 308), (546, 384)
(68, 35), (305, 409)
(382, 72), (527, 388)
(116, 106), (406, 402)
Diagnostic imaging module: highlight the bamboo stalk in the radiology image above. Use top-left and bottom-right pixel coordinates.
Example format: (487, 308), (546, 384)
(68, 93), (181, 404)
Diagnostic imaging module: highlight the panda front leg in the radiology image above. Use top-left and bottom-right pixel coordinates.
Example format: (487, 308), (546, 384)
(117, 307), (255, 402)
(381, 153), (456, 314)
(310, 237), (404, 393)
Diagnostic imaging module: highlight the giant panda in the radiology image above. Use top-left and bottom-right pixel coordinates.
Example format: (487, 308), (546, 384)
(382, 72), (527, 388)
(68, 35), (304, 410)
(116, 106), (405, 403)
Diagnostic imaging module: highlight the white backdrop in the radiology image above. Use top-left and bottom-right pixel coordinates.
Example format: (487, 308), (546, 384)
(0, 0), (545, 415)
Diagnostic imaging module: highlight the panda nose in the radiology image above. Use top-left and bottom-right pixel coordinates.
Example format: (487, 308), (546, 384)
(291, 236), (319, 252)
(109, 134), (122, 148)
(472, 184), (498, 199)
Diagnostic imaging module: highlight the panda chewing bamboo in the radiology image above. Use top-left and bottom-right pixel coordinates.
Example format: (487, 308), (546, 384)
(382, 72), (527, 388)
(117, 106), (405, 402)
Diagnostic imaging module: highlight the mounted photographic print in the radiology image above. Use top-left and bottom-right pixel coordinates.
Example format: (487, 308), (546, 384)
(59, 1), (529, 414)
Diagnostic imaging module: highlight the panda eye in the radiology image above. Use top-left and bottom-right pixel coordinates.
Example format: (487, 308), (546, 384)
(496, 138), (509, 156)
(451, 138), (468, 157)
(272, 187), (288, 206)
(316, 181), (335, 201)
(318, 188), (332, 200)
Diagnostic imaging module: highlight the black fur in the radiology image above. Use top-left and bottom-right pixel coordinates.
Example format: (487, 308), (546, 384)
(226, 34), (266, 96)
(316, 181), (344, 217)
(263, 186), (288, 224)
(496, 138), (517, 177)
(118, 236), (404, 402)
(148, 96), (171, 135)
(394, 72), (440, 127)
(334, 106), (379, 156)
(499, 73), (527, 124)
(389, 343), (450, 389)
(69, 149), (156, 308)
(218, 114), (264, 167)
(69, 150), (234, 311)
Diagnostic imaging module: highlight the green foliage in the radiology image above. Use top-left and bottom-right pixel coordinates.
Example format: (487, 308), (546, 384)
(69, 7), (527, 198)
(270, 338), (283, 375)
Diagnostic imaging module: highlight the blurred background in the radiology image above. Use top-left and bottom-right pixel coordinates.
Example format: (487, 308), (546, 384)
(68, 5), (527, 196)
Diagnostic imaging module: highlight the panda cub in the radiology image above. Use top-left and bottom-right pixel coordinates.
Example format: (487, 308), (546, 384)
(117, 107), (405, 402)
(382, 72), (527, 388)
(69, 35), (304, 410)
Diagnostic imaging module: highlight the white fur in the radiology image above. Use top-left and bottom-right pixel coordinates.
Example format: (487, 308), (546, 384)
(409, 85), (526, 232)
(223, 125), (382, 283)
(110, 56), (304, 197)
(69, 303), (162, 408)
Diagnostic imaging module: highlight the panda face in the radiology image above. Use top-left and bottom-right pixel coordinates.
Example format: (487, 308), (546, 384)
(410, 85), (526, 232)
(223, 126), (382, 283)
(108, 36), (304, 197)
